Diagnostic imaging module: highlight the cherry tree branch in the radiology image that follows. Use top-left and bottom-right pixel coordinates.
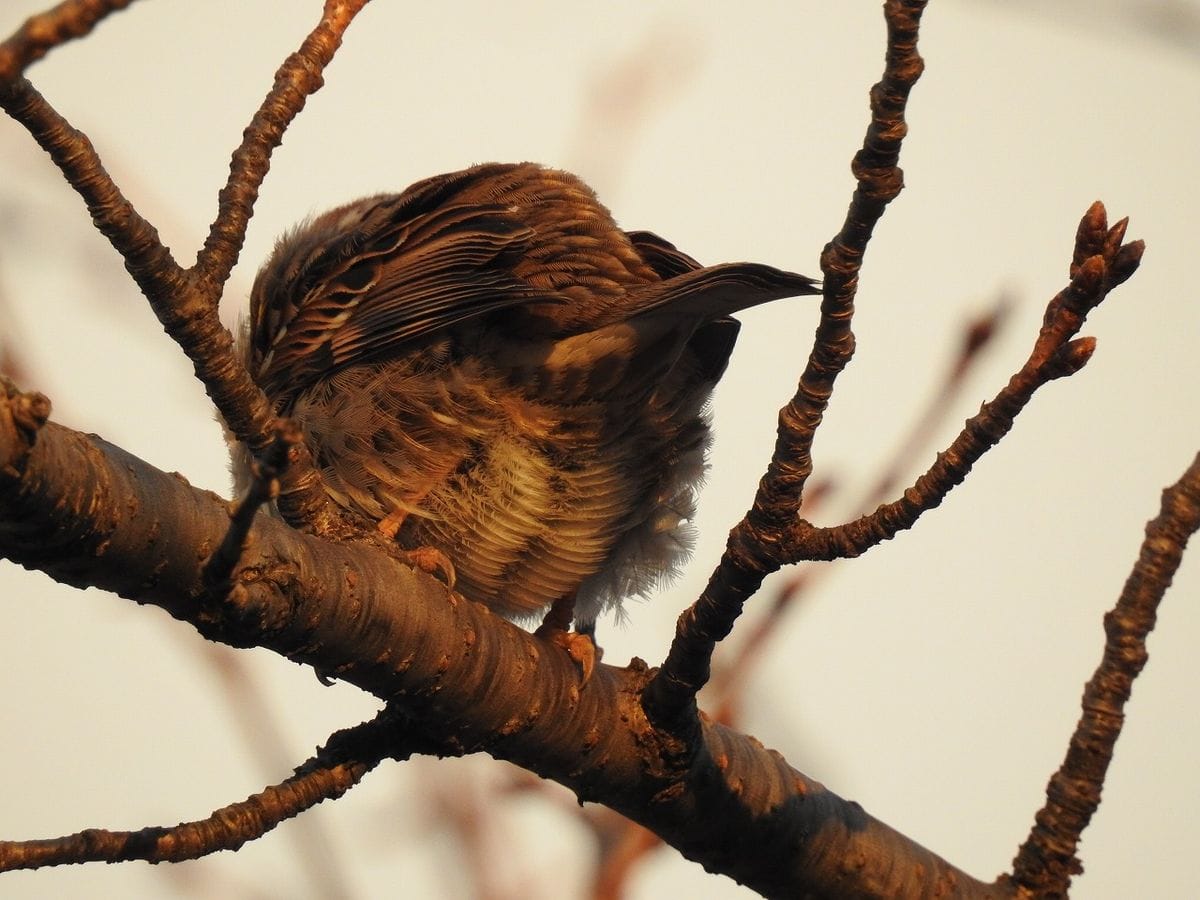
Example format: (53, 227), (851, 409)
(0, 379), (1001, 897)
(0, 0), (134, 81)
(646, 0), (930, 729)
(195, 0), (369, 290)
(0, 1), (365, 537)
(786, 205), (1142, 561)
(0, 705), (418, 870)
(709, 298), (1010, 721)
(1009, 449), (1200, 896)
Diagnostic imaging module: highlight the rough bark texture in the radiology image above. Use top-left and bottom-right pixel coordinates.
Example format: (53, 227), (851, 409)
(0, 397), (1001, 898)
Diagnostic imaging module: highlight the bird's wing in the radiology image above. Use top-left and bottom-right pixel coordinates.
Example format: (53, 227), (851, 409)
(624, 229), (821, 381)
(624, 230), (703, 278)
(250, 174), (564, 398)
(624, 231), (740, 380)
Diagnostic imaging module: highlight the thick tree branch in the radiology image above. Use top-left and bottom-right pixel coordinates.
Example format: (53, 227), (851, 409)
(0, 383), (1002, 897)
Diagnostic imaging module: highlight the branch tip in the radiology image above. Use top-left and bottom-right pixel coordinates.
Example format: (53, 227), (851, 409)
(1104, 216), (1129, 254)
(1071, 201), (1109, 276)
(1012, 451), (1200, 894)
(1111, 239), (1145, 286)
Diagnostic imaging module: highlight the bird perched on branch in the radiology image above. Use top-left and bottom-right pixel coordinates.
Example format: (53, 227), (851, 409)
(235, 162), (819, 677)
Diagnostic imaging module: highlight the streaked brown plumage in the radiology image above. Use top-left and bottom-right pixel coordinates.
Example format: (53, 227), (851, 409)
(235, 162), (818, 635)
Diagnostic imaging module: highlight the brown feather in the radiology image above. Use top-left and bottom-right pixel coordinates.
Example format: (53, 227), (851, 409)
(236, 162), (820, 624)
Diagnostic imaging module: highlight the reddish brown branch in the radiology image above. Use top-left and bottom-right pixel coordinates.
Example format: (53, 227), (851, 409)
(0, 2), (362, 537)
(186, 0), (371, 532)
(0, 387), (999, 897)
(0, 0), (133, 81)
(0, 77), (187, 305)
(203, 420), (298, 594)
(0, 706), (411, 871)
(645, 0), (930, 729)
(1008, 450), (1200, 897)
(711, 299), (1009, 720)
(195, 0), (370, 291)
(188, 0), (372, 534)
(787, 205), (1142, 561)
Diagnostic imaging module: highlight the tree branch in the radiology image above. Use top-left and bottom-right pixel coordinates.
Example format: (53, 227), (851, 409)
(0, 0), (134, 81)
(709, 298), (1011, 722)
(0, 381), (1002, 897)
(0, 0), (361, 538)
(1008, 449), (1200, 897)
(786, 204), (1142, 561)
(645, 0), (930, 730)
(195, 0), (369, 290)
(0, 705), (417, 870)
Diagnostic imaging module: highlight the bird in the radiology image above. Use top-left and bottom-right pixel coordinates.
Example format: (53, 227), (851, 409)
(234, 162), (819, 677)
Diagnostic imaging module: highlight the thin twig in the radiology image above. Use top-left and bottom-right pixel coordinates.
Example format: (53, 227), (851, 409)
(644, 0), (930, 730)
(710, 298), (1010, 719)
(0, 705), (418, 871)
(192, 0), (372, 533)
(0, 0), (134, 81)
(195, 0), (370, 291)
(786, 205), (1142, 561)
(203, 419), (299, 593)
(0, 78), (186, 305)
(1008, 450), (1200, 897)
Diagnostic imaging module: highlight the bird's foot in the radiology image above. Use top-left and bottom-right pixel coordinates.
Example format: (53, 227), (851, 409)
(534, 623), (601, 683)
(397, 546), (456, 589)
(377, 510), (456, 588)
(535, 593), (601, 682)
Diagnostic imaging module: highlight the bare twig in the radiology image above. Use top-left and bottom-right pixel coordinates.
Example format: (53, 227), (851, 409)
(203, 419), (299, 594)
(645, 0), (930, 729)
(196, 643), (356, 898)
(787, 204), (1142, 561)
(1008, 450), (1200, 897)
(710, 298), (1010, 719)
(195, 0), (369, 291)
(0, 2), (366, 538)
(0, 0), (134, 81)
(0, 705), (416, 871)
(0, 78), (187, 305)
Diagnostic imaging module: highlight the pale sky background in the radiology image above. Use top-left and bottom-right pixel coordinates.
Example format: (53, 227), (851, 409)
(1, 2), (1198, 898)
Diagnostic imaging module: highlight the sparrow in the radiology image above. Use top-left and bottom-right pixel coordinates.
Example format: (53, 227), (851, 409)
(234, 162), (818, 675)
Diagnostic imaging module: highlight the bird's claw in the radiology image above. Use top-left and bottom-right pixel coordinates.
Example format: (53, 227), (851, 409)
(399, 546), (456, 589)
(535, 624), (600, 683)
